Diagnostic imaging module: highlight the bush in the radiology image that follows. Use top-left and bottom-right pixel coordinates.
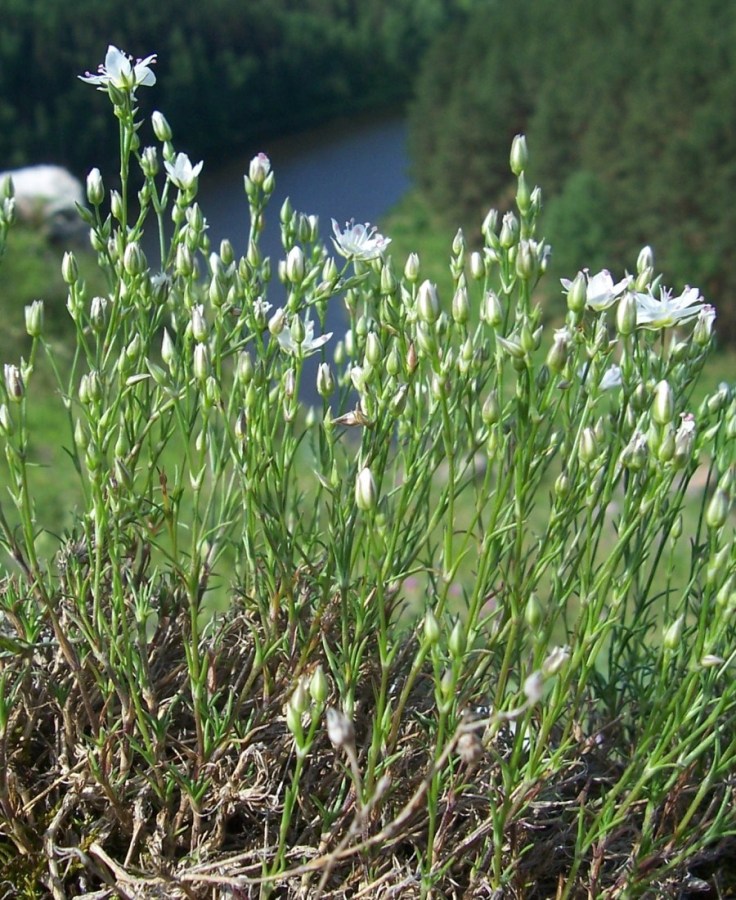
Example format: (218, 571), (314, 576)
(0, 49), (734, 899)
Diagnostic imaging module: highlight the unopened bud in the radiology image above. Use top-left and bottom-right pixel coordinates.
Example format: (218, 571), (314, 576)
(566, 272), (587, 314)
(663, 614), (684, 650)
(151, 110), (173, 142)
(637, 245), (654, 274)
(452, 285), (470, 324)
(706, 488), (730, 530)
(326, 707), (354, 749)
(86, 167), (104, 206)
(193, 343), (209, 382)
(61, 251), (78, 285)
(355, 466), (377, 511)
(652, 380), (675, 426)
(316, 362), (334, 398)
(310, 665), (328, 705)
(616, 291), (637, 336)
(404, 252), (420, 283)
(417, 280), (439, 324)
(423, 609), (440, 645)
(286, 246), (305, 283)
(248, 152), (271, 187)
(3, 364), (23, 401)
(268, 308), (286, 335)
(510, 134), (528, 175)
(24, 300), (44, 338)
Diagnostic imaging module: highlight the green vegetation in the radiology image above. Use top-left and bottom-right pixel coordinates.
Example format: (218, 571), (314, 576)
(0, 0), (468, 176)
(409, 0), (736, 343)
(0, 59), (735, 898)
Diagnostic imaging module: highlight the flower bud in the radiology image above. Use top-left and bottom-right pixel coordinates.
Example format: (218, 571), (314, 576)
(365, 332), (382, 366)
(482, 390), (500, 426)
(191, 305), (207, 342)
(248, 152), (270, 187)
(616, 291), (637, 336)
(193, 343), (209, 382)
(0, 404), (13, 436)
(286, 246), (305, 283)
(566, 272), (587, 314)
(510, 134), (528, 176)
(404, 252), (420, 283)
(3, 364), (23, 402)
(652, 380), (675, 426)
(417, 280), (439, 324)
(161, 328), (176, 368)
(546, 327), (570, 374)
(706, 488), (730, 530)
(579, 427), (597, 465)
(123, 242), (146, 277)
(110, 190), (124, 223)
(693, 305), (716, 347)
(386, 344), (401, 377)
(86, 167), (104, 206)
(24, 300), (44, 338)
(470, 251), (485, 280)
(449, 619), (466, 658)
(525, 592), (543, 630)
(61, 251), (78, 285)
(151, 110), (173, 142)
(268, 307), (286, 335)
(637, 245), (654, 274)
(326, 707), (354, 749)
(482, 290), (502, 326)
(451, 285), (470, 325)
(499, 212), (519, 248)
(542, 645), (570, 675)
(316, 362), (334, 398)
(310, 665), (328, 705)
(355, 466), (377, 511)
(523, 671), (544, 705)
(663, 614), (684, 650)
(423, 609), (440, 645)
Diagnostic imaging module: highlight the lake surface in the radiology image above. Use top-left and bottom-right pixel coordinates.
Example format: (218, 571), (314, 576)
(195, 112), (409, 268)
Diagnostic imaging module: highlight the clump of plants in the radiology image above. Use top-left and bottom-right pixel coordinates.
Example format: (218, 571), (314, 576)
(0, 46), (734, 899)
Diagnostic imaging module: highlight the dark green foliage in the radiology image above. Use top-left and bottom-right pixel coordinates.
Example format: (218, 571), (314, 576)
(409, 0), (736, 342)
(0, 0), (462, 176)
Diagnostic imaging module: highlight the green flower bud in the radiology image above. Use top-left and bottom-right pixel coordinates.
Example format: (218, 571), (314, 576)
(706, 488), (730, 530)
(365, 332), (382, 366)
(566, 272), (587, 314)
(151, 110), (173, 142)
(310, 665), (329, 706)
(61, 251), (78, 285)
(193, 343), (209, 382)
(579, 427), (598, 465)
(355, 466), (377, 511)
(316, 362), (334, 398)
(525, 592), (543, 631)
(482, 390), (501, 426)
(417, 280), (439, 323)
(423, 609), (440, 645)
(286, 246), (305, 283)
(404, 252), (420, 283)
(616, 291), (637, 336)
(510, 134), (528, 175)
(24, 300), (44, 338)
(86, 167), (104, 206)
(663, 614), (685, 650)
(652, 380), (675, 426)
(452, 285), (470, 325)
(449, 619), (466, 658)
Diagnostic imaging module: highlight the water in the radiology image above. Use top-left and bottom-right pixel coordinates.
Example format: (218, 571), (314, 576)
(199, 112), (409, 262)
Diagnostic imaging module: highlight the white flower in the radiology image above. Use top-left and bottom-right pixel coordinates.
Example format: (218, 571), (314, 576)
(331, 218), (391, 260)
(248, 153), (271, 186)
(277, 318), (332, 356)
(633, 285), (706, 329)
(80, 45), (156, 91)
(561, 269), (630, 312)
(164, 153), (204, 191)
(600, 364), (623, 390)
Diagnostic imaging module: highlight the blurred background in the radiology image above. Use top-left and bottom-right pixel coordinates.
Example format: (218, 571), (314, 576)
(1, 0), (735, 345)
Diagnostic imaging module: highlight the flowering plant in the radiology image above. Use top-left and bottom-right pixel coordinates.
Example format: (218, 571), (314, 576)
(0, 47), (733, 900)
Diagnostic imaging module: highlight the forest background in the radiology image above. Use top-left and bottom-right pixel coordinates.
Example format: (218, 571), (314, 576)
(2, 0), (736, 346)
